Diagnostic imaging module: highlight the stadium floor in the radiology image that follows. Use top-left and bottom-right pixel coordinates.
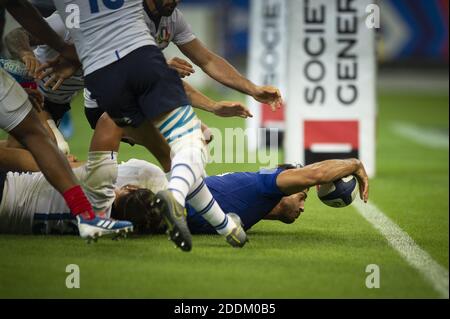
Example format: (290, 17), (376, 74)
(0, 89), (448, 298)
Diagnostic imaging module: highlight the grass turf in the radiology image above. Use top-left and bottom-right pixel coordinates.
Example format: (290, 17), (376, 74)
(0, 89), (448, 298)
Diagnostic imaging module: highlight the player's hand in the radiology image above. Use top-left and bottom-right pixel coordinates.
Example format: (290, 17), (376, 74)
(66, 154), (78, 163)
(212, 101), (253, 118)
(36, 55), (80, 91)
(201, 123), (213, 144)
(24, 88), (44, 112)
(252, 85), (283, 111)
(354, 160), (369, 203)
(20, 51), (41, 78)
(168, 57), (195, 78)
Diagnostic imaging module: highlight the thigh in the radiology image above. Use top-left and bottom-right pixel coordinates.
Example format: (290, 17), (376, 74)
(131, 46), (190, 120)
(84, 63), (144, 128)
(0, 70), (32, 132)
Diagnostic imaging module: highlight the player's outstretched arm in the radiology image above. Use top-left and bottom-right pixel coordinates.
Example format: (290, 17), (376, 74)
(4, 27), (41, 77)
(182, 81), (253, 118)
(0, 145), (40, 172)
(5, 0), (67, 55)
(6, 0), (81, 86)
(276, 159), (369, 202)
(178, 39), (283, 111)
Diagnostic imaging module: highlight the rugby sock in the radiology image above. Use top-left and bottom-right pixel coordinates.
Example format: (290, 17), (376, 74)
(168, 147), (205, 207)
(168, 163), (196, 207)
(157, 107), (236, 234)
(63, 185), (95, 220)
(187, 178), (237, 236)
(47, 119), (70, 155)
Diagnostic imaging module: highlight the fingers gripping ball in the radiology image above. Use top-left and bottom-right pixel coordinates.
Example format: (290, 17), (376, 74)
(317, 176), (359, 208)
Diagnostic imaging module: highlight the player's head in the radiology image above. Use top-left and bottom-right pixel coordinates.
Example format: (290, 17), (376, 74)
(113, 185), (166, 234)
(152, 0), (180, 17)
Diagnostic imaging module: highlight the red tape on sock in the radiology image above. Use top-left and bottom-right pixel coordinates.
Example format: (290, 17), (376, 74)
(63, 185), (95, 220)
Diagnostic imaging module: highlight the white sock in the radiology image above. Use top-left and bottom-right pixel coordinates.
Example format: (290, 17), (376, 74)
(168, 164), (196, 207)
(187, 178), (237, 235)
(47, 119), (70, 155)
(168, 147), (204, 207)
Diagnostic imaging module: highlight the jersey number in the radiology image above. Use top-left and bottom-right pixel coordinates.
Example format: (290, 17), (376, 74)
(89, 0), (125, 13)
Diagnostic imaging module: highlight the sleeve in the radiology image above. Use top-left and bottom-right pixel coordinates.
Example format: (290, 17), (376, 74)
(137, 161), (169, 193)
(172, 9), (196, 46)
(81, 151), (118, 213)
(44, 12), (67, 39)
(257, 168), (286, 198)
(121, 159), (168, 193)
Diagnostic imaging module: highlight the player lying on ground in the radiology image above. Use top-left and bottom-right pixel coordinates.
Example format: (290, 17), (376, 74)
(0, 110), (133, 237)
(0, 0), (132, 239)
(7, 1), (280, 249)
(33, 0), (265, 252)
(0, 135), (369, 236)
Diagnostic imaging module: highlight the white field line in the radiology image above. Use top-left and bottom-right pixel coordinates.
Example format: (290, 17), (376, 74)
(354, 200), (449, 298)
(391, 122), (449, 149)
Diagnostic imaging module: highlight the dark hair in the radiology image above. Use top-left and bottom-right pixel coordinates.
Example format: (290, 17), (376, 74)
(113, 188), (166, 235)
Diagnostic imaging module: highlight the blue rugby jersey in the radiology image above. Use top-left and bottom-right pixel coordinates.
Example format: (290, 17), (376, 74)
(186, 168), (286, 234)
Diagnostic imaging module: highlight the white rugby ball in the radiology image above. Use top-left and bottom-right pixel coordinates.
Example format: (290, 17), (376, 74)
(317, 175), (359, 208)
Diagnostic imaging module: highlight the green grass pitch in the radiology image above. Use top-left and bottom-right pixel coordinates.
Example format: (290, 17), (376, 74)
(0, 89), (448, 298)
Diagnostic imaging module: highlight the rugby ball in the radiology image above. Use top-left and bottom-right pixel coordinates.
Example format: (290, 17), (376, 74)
(317, 175), (358, 208)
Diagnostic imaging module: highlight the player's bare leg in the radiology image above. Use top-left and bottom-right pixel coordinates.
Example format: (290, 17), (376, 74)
(9, 108), (78, 192)
(92, 113), (172, 172)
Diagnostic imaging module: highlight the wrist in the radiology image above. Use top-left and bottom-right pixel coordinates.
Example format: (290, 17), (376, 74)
(351, 158), (362, 171)
(54, 40), (68, 54)
(207, 100), (218, 112)
(248, 84), (260, 97)
(20, 50), (34, 58)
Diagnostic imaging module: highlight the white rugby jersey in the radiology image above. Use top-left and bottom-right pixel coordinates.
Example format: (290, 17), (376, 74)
(34, 12), (84, 105)
(117, 158), (168, 193)
(0, 152), (118, 235)
(143, 7), (196, 50)
(83, 6), (195, 108)
(0, 68), (29, 131)
(53, 0), (156, 76)
(0, 157), (167, 235)
(0, 67), (16, 99)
